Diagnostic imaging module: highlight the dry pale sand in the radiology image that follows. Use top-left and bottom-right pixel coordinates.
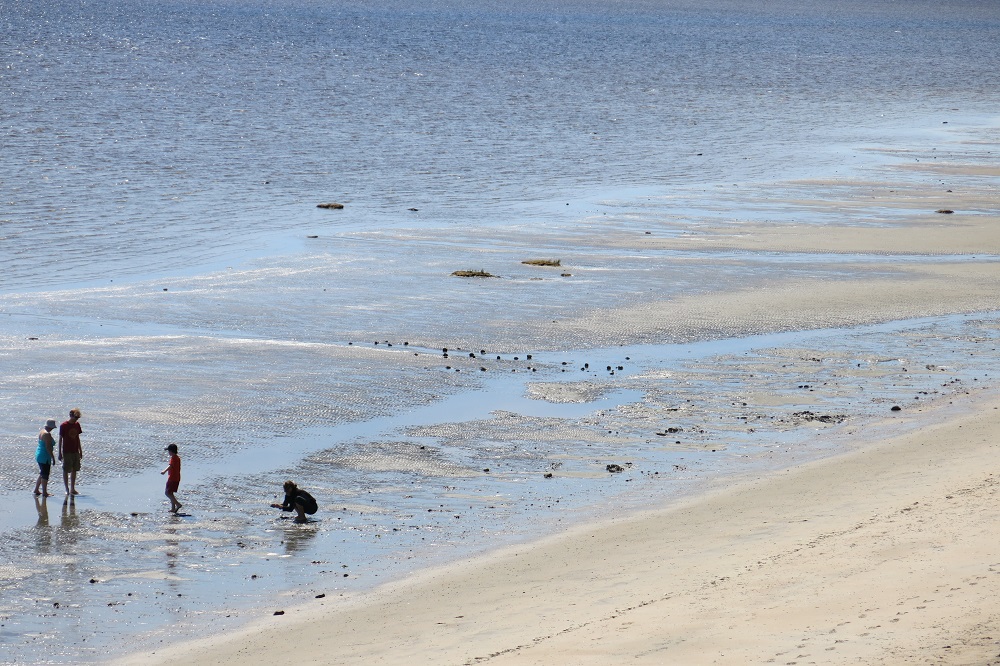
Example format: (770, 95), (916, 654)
(120, 394), (1000, 666)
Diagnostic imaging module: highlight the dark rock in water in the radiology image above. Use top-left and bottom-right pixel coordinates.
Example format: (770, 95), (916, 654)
(316, 202), (344, 209)
(315, 594), (326, 599)
(936, 209), (954, 214)
(306, 235), (319, 239)
(891, 405), (902, 411)
(543, 472), (553, 478)
(606, 464), (624, 473)
(408, 208), (419, 211)
(273, 610), (285, 616)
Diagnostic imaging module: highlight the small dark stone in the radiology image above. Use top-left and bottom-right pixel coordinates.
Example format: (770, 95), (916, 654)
(891, 405), (902, 411)
(315, 593), (326, 599)
(306, 235), (319, 239)
(274, 610), (285, 615)
(316, 202), (344, 209)
(606, 464), (624, 473)
(89, 579), (98, 584)
(936, 209), (954, 214)
(543, 472), (553, 478)
(408, 208), (419, 211)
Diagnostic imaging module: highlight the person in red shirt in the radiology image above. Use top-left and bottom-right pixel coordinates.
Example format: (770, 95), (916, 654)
(58, 408), (83, 495)
(160, 443), (182, 513)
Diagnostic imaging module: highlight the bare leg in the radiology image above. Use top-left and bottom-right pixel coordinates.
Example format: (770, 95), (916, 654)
(294, 504), (307, 523)
(63, 467), (70, 494)
(166, 491), (182, 513)
(69, 471), (78, 495)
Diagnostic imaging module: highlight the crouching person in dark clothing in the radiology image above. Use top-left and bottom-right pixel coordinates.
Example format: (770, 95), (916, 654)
(271, 480), (318, 523)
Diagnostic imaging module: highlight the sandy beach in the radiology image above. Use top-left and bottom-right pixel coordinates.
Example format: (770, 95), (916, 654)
(5, 130), (1000, 666)
(119, 393), (1000, 665)
(4, 2), (1000, 662)
(116, 154), (1000, 665)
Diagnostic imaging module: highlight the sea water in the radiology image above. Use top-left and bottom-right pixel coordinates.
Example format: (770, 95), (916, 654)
(1, 0), (1000, 661)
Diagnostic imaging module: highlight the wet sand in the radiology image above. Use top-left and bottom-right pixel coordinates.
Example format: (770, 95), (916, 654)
(113, 152), (1000, 664)
(121, 392), (1000, 666)
(3, 124), (999, 664)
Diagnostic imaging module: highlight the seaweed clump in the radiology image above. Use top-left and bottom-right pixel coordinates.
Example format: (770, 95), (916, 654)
(452, 270), (496, 278)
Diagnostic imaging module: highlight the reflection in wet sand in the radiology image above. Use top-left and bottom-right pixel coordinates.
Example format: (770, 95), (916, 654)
(34, 496), (52, 556)
(281, 521), (319, 556)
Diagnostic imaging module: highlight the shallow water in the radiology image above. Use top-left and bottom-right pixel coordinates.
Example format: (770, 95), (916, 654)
(2, 0), (1000, 662)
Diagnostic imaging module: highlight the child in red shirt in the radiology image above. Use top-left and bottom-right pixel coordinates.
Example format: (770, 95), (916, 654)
(160, 444), (182, 513)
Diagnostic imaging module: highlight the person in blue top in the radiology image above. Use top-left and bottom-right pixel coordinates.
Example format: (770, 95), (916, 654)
(33, 419), (57, 496)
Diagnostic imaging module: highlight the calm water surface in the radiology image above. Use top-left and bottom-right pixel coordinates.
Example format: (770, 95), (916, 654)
(3, 0), (997, 289)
